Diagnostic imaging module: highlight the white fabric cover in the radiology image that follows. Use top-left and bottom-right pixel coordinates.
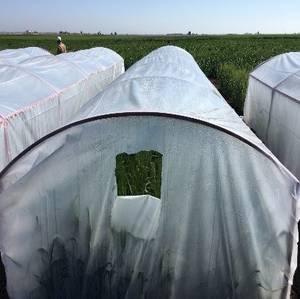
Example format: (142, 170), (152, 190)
(77, 46), (263, 148)
(0, 46), (299, 299)
(0, 47), (51, 65)
(111, 195), (161, 240)
(0, 47), (124, 170)
(244, 52), (300, 179)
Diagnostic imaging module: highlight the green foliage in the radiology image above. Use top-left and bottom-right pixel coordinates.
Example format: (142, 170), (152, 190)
(1, 34), (300, 113)
(115, 150), (162, 198)
(217, 64), (248, 115)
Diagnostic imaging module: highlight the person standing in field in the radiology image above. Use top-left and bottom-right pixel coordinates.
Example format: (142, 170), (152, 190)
(56, 36), (67, 54)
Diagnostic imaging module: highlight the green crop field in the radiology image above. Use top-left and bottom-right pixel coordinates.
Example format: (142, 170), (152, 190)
(1, 34), (300, 114)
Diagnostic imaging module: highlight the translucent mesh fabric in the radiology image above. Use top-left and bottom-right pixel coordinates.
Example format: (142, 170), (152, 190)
(277, 71), (300, 101)
(0, 65), (54, 115)
(244, 52), (300, 179)
(20, 56), (85, 89)
(0, 46), (299, 299)
(0, 47), (51, 65)
(266, 92), (300, 179)
(76, 46), (269, 153)
(0, 116), (299, 299)
(60, 47), (124, 73)
(244, 77), (273, 141)
(251, 52), (300, 89)
(0, 47), (124, 170)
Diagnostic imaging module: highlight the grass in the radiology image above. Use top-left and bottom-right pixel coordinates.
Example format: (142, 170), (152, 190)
(115, 151), (162, 199)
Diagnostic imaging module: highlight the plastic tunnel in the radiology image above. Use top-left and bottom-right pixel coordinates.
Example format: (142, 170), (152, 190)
(0, 47), (124, 170)
(0, 46), (299, 299)
(244, 52), (300, 180)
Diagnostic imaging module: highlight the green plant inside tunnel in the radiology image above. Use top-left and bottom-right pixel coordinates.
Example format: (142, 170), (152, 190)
(115, 150), (163, 199)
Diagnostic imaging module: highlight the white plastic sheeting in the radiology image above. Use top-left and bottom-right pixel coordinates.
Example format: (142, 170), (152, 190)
(0, 46), (299, 299)
(244, 52), (300, 179)
(111, 195), (161, 240)
(0, 47), (51, 65)
(0, 47), (124, 170)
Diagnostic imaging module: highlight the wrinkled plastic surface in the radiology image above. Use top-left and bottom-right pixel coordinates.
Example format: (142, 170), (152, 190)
(244, 52), (300, 180)
(0, 47), (124, 170)
(0, 46), (299, 299)
(111, 195), (161, 240)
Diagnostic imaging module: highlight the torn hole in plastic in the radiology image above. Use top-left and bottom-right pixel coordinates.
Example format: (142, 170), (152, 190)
(111, 150), (163, 240)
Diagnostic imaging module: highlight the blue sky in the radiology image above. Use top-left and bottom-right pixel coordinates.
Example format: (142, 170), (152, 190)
(1, 0), (300, 34)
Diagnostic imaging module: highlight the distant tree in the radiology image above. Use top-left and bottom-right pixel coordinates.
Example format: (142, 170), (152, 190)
(80, 31), (83, 35)
(114, 32), (117, 36)
(97, 31), (102, 35)
(187, 31), (192, 35)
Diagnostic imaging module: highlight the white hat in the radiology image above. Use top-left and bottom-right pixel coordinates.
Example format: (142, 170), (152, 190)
(57, 36), (62, 42)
